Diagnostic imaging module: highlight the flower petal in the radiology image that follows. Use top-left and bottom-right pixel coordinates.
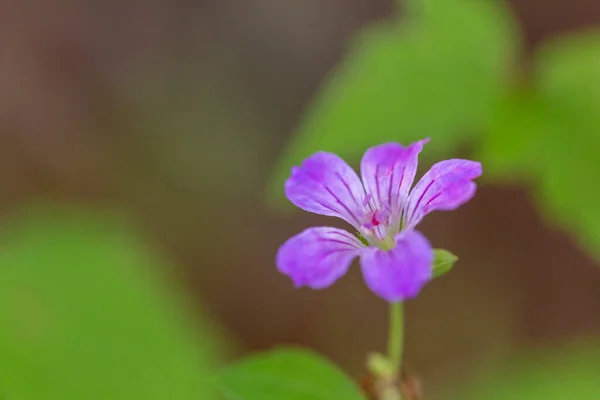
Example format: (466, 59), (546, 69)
(360, 139), (427, 224)
(285, 152), (366, 228)
(276, 227), (365, 289)
(403, 159), (482, 229)
(359, 230), (433, 302)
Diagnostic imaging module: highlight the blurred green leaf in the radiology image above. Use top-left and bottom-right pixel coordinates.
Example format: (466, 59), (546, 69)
(217, 348), (367, 400)
(531, 30), (600, 257)
(479, 91), (544, 180)
(432, 249), (458, 278)
(482, 29), (600, 260)
(460, 343), (600, 399)
(269, 0), (518, 205)
(0, 204), (221, 399)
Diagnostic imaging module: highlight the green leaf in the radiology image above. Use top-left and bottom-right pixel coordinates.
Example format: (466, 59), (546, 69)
(218, 348), (367, 400)
(482, 29), (600, 261)
(0, 204), (221, 399)
(268, 0), (518, 206)
(535, 29), (600, 121)
(459, 343), (600, 400)
(478, 90), (549, 180)
(432, 249), (458, 278)
(533, 33), (600, 259)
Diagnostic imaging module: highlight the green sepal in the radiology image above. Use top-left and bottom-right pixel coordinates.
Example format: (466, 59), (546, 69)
(432, 249), (458, 278)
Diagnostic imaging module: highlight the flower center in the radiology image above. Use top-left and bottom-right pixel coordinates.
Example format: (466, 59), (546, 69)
(358, 209), (397, 250)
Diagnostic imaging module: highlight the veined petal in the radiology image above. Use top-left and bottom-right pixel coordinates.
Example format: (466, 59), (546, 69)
(285, 152), (366, 228)
(276, 227), (365, 289)
(360, 139), (427, 224)
(403, 159), (482, 230)
(359, 230), (433, 302)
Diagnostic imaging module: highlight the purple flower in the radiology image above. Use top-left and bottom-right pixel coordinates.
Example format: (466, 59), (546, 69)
(276, 139), (482, 302)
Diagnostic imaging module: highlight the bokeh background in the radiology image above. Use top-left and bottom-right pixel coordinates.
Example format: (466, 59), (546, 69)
(1, 0), (600, 398)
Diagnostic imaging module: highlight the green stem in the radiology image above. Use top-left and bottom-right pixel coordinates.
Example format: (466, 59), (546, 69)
(387, 302), (404, 375)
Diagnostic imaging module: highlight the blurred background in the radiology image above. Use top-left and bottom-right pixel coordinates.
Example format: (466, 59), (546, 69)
(1, 0), (600, 398)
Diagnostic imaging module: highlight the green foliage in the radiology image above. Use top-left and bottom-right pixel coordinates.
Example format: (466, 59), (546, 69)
(269, 0), (517, 205)
(479, 90), (548, 179)
(217, 348), (367, 400)
(528, 31), (600, 256)
(481, 29), (600, 258)
(432, 249), (458, 278)
(459, 343), (600, 399)
(0, 205), (221, 399)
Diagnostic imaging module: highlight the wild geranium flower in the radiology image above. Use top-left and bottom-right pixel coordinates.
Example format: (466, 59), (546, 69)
(276, 139), (482, 302)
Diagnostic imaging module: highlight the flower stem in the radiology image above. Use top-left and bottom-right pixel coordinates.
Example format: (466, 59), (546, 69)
(387, 302), (404, 376)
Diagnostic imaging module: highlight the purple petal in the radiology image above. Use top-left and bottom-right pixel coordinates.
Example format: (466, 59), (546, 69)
(276, 227), (365, 289)
(360, 140), (427, 223)
(359, 230), (433, 302)
(403, 159), (482, 230)
(285, 152), (366, 228)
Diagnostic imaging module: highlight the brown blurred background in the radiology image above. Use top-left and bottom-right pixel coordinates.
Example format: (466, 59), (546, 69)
(1, 0), (600, 397)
